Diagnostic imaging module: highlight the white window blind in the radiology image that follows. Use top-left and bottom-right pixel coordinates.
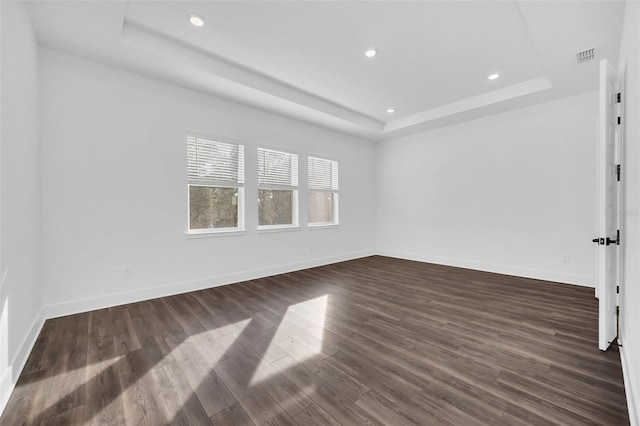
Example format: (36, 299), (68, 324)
(187, 136), (244, 186)
(308, 157), (339, 191)
(258, 148), (298, 187)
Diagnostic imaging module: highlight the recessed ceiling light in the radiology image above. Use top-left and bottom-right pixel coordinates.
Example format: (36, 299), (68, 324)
(188, 14), (205, 27)
(386, 108), (395, 114)
(488, 73), (500, 80)
(364, 49), (377, 58)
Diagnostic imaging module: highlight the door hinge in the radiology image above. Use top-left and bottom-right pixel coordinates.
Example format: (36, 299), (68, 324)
(616, 306), (620, 316)
(617, 229), (620, 245)
(617, 164), (621, 181)
(617, 286), (620, 294)
(617, 92), (621, 103)
(618, 117), (621, 125)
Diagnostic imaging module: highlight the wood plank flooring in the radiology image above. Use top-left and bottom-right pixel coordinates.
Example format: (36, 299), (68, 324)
(0, 256), (629, 425)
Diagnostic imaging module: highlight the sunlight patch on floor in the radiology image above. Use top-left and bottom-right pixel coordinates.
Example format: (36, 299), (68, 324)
(152, 318), (251, 421)
(34, 354), (125, 424)
(249, 295), (327, 386)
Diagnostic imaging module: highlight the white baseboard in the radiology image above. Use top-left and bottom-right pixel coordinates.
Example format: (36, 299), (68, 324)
(42, 249), (595, 321)
(43, 250), (376, 319)
(0, 249), (606, 417)
(376, 249), (594, 287)
(620, 346), (639, 426)
(2, 251), (370, 416)
(0, 306), (45, 417)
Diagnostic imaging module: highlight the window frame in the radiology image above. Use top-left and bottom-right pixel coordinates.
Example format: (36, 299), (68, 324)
(307, 156), (339, 227)
(257, 146), (300, 231)
(186, 134), (245, 235)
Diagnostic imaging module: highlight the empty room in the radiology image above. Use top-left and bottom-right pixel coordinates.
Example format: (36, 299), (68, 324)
(1, 0), (639, 425)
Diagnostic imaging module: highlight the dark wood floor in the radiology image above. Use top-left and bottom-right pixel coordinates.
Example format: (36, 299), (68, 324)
(0, 256), (629, 425)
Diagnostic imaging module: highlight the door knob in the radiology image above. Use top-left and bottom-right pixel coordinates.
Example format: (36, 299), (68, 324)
(606, 230), (620, 246)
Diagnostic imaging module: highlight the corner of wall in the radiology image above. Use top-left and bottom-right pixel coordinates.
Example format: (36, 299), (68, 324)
(0, 0), (45, 417)
(617, 1), (640, 424)
(620, 346), (639, 426)
(0, 307), (45, 417)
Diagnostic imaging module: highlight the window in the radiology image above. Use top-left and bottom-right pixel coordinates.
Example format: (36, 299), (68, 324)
(308, 156), (339, 225)
(258, 147), (298, 228)
(187, 135), (244, 232)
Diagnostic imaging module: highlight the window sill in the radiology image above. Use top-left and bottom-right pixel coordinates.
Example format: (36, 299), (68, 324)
(308, 223), (340, 230)
(186, 229), (247, 239)
(257, 225), (300, 234)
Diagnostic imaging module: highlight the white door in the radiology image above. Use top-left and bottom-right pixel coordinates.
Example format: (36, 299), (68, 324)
(596, 58), (618, 351)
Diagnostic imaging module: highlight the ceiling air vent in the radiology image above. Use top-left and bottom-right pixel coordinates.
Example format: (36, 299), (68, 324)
(576, 48), (595, 64)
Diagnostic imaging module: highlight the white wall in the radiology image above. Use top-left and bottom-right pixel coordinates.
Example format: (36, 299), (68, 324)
(0, 1), (43, 413)
(39, 48), (376, 316)
(376, 92), (597, 286)
(618, 1), (640, 424)
(2, 4), (635, 421)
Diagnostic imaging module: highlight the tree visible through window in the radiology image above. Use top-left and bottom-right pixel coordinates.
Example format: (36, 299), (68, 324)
(187, 136), (244, 232)
(258, 148), (298, 227)
(308, 156), (339, 225)
(258, 189), (293, 226)
(189, 186), (238, 229)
